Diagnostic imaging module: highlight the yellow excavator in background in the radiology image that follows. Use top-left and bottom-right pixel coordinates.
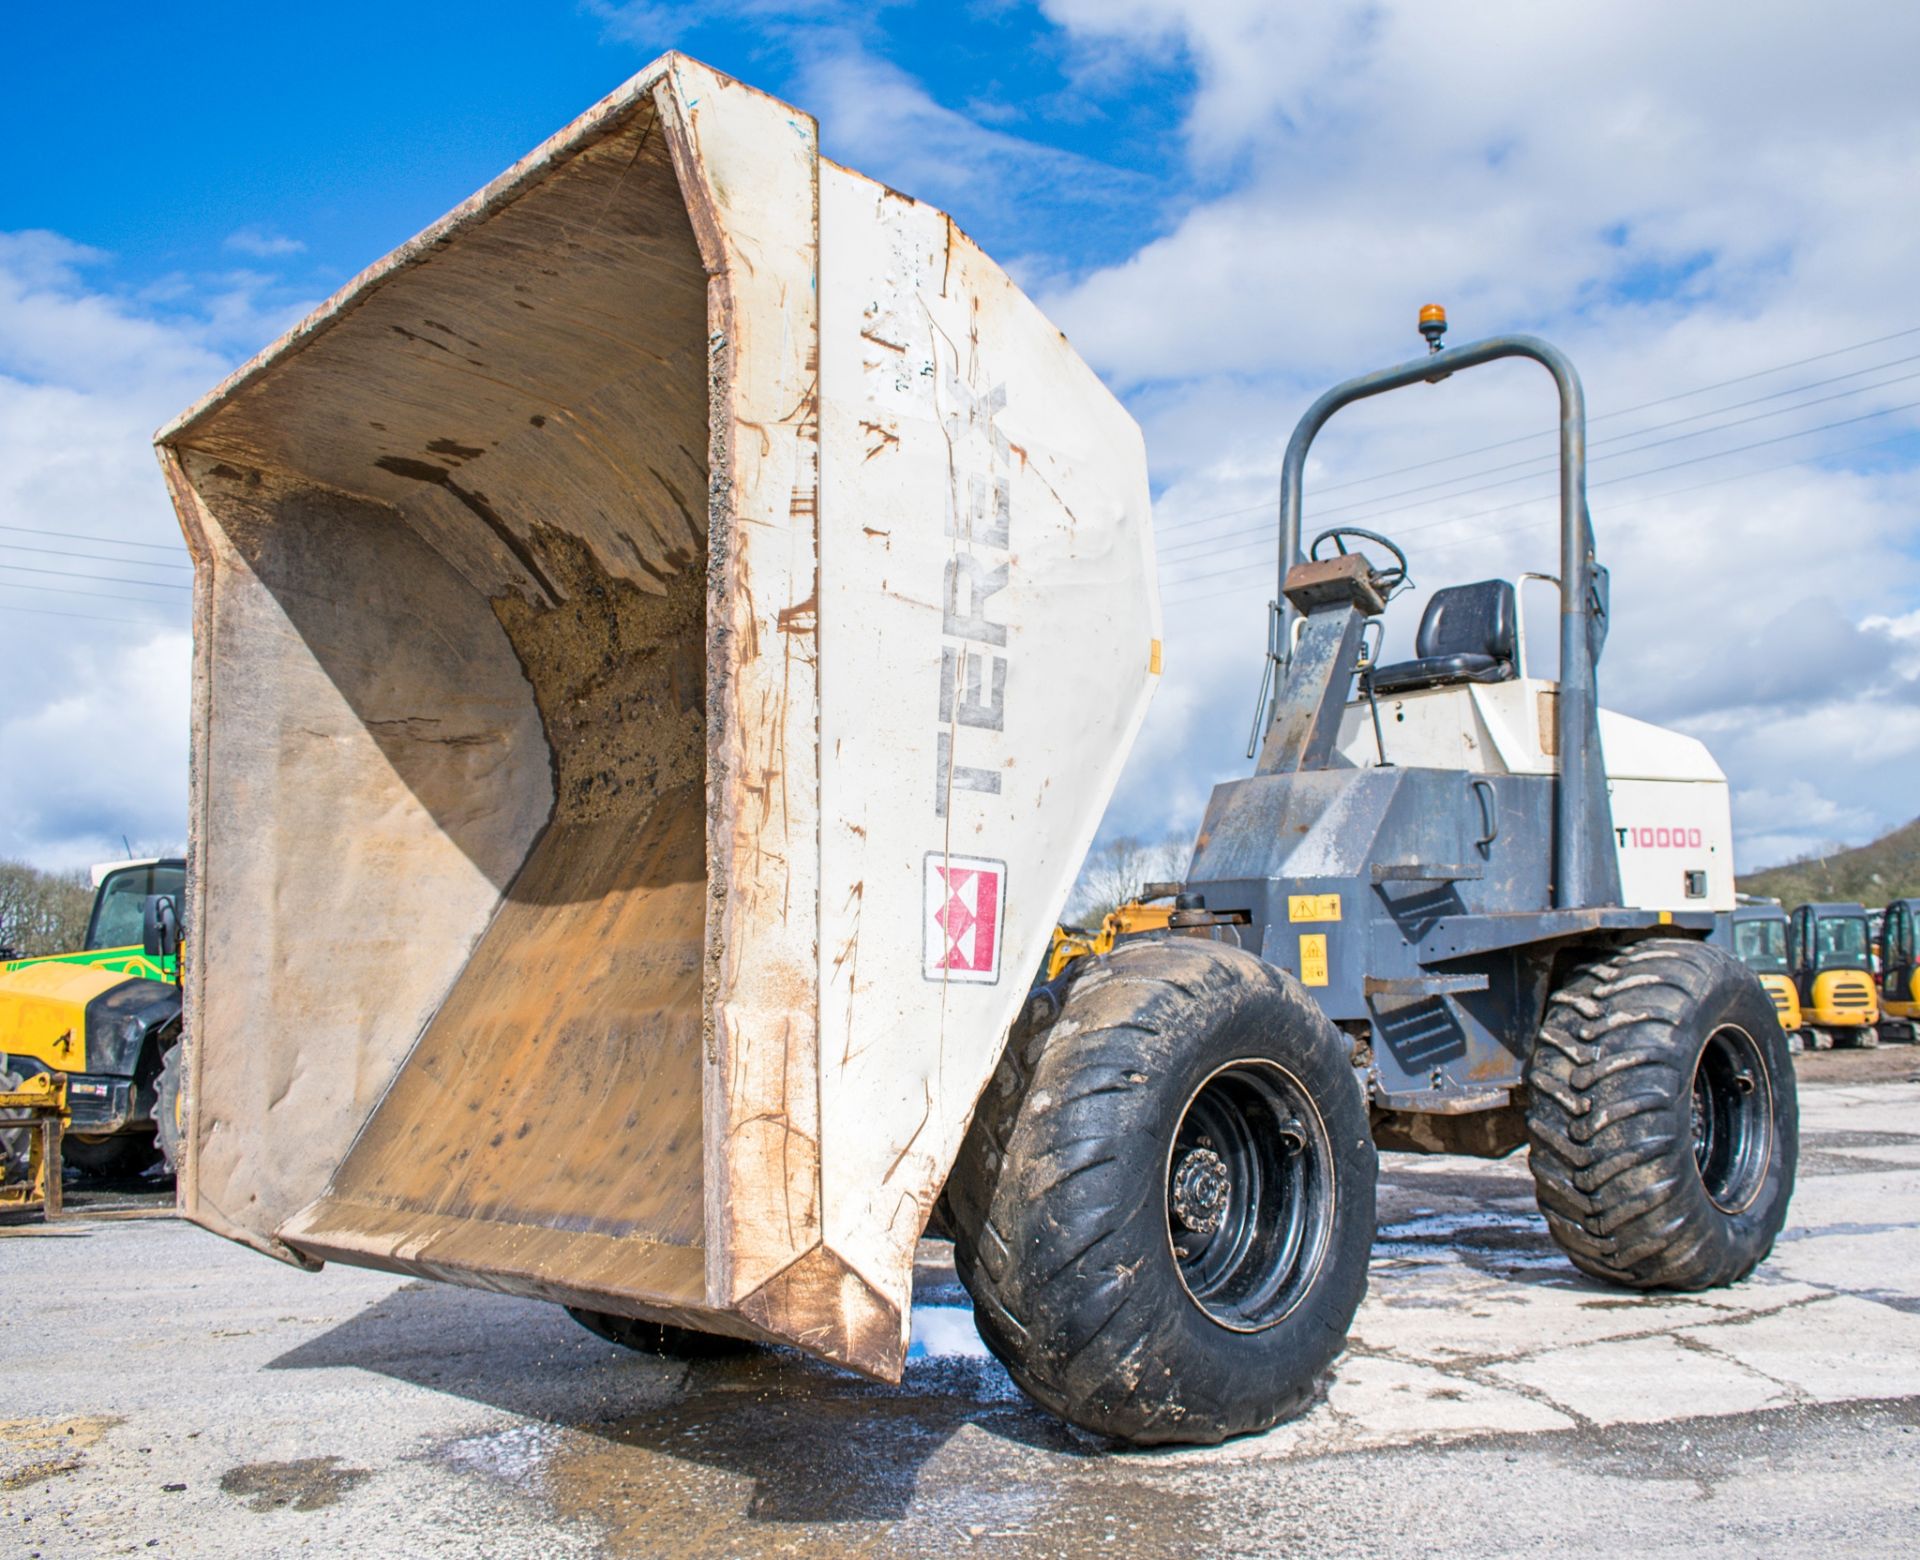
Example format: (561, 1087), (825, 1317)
(1046, 884), (1181, 979)
(1789, 901), (1879, 1048)
(1721, 899), (1802, 1041)
(1876, 898), (1920, 1043)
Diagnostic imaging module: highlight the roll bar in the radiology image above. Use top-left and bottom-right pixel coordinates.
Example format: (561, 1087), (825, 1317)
(1267, 322), (1621, 910)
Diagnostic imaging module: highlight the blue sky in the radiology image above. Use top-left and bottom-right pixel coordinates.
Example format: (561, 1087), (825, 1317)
(2, 3), (1186, 305)
(5, 1), (1920, 873)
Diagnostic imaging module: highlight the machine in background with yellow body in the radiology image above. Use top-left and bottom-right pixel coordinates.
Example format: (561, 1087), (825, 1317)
(0, 858), (186, 1175)
(1719, 900), (1802, 1041)
(1046, 885), (1182, 980)
(0, 1072), (67, 1218)
(1876, 898), (1920, 1043)
(1789, 901), (1879, 1048)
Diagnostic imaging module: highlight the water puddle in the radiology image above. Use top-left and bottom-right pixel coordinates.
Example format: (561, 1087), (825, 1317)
(907, 1303), (993, 1362)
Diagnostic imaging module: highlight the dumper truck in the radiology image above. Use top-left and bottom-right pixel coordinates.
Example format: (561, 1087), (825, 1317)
(156, 53), (1795, 1448)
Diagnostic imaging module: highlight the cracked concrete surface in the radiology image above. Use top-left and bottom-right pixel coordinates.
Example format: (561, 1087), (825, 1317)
(3, 1071), (1917, 1556)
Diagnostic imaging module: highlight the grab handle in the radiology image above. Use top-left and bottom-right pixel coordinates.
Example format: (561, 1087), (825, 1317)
(1470, 778), (1500, 854)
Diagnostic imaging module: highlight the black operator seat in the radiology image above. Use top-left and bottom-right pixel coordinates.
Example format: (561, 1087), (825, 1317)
(1366, 579), (1518, 695)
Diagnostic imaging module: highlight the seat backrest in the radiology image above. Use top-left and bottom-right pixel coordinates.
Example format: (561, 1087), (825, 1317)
(1415, 579), (1517, 665)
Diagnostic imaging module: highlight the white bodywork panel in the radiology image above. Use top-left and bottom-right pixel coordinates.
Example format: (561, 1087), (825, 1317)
(155, 53), (1158, 1381)
(1335, 678), (1734, 912)
(815, 166), (1159, 1314)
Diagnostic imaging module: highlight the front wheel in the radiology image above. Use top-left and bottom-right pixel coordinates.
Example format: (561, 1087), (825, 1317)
(945, 939), (1376, 1446)
(1527, 939), (1797, 1290)
(61, 1130), (162, 1180)
(154, 1041), (185, 1174)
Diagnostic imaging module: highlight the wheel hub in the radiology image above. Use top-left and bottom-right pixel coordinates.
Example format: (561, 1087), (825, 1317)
(1690, 1026), (1772, 1214)
(1164, 1060), (1335, 1332)
(1171, 1147), (1232, 1234)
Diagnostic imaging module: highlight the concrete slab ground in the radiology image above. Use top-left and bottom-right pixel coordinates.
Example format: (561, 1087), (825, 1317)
(3, 1073), (1918, 1558)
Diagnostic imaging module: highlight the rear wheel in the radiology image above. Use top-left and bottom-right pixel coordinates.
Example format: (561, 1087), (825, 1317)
(61, 1130), (161, 1179)
(1526, 939), (1796, 1289)
(564, 1308), (758, 1359)
(945, 939), (1376, 1446)
(154, 1041), (185, 1174)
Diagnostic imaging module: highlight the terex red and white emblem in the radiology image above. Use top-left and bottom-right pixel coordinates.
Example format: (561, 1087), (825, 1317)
(924, 853), (1007, 984)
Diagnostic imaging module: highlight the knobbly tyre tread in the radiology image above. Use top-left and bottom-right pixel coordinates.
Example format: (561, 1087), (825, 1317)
(944, 938), (1376, 1446)
(1524, 938), (1797, 1290)
(155, 1040), (184, 1174)
(564, 1307), (759, 1359)
(0, 1065), (25, 1184)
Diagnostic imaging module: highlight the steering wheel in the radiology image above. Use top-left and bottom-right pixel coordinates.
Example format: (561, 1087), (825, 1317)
(1308, 526), (1411, 597)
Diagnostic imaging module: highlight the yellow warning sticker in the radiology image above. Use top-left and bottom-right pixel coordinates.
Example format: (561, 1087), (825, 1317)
(1288, 893), (1342, 923)
(1300, 933), (1329, 987)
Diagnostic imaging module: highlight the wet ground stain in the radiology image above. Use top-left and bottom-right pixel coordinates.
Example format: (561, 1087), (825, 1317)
(404, 1240), (1290, 1552)
(427, 1327), (1243, 1559)
(1798, 1125), (1920, 1178)
(218, 1455), (373, 1512)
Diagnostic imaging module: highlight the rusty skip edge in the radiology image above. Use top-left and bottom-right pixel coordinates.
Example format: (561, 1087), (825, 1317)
(655, 58), (857, 1367)
(153, 57), (918, 1381)
(154, 59), (685, 452)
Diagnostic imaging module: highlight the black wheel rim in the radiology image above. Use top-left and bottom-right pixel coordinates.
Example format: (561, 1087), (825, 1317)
(1690, 1025), (1771, 1214)
(1165, 1060), (1334, 1331)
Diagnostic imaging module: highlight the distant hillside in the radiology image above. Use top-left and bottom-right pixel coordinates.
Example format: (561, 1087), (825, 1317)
(1738, 818), (1920, 907)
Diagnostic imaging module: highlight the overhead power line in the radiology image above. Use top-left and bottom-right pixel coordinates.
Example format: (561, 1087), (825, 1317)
(1291, 322), (1920, 497)
(0, 578), (192, 608)
(1308, 393), (1920, 544)
(1157, 356), (1920, 561)
(0, 561), (194, 592)
(1160, 422), (1919, 610)
(1159, 393), (1920, 592)
(0, 602), (180, 629)
(1300, 382), (1920, 536)
(0, 521), (187, 554)
(0, 540), (194, 571)
(1152, 322), (1920, 542)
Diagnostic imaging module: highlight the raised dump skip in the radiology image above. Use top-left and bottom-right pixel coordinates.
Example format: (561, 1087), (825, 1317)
(155, 53), (1158, 1379)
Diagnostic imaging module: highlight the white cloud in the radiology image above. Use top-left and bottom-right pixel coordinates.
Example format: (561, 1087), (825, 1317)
(1024, 0), (1920, 873)
(784, 38), (1149, 282)
(0, 233), (311, 869)
(0, 629), (192, 867)
(1727, 779), (1883, 876)
(223, 226), (306, 259)
(795, 43), (1102, 193)
(8, 9), (1919, 887)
